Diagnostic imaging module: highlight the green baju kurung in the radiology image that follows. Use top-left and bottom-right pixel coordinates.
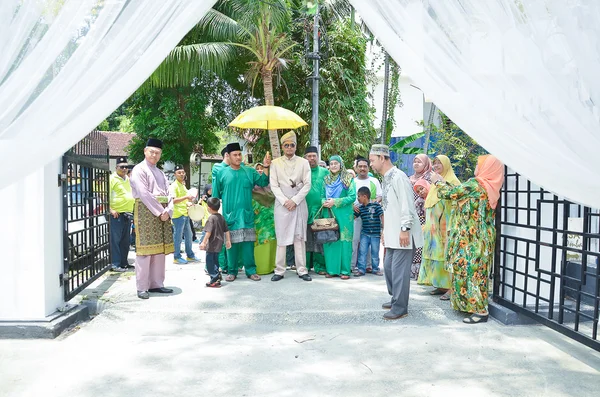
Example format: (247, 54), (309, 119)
(252, 187), (277, 275)
(436, 179), (496, 314)
(417, 200), (452, 288)
(321, 178), (356, 276)
(306, 166), (329, 273)
(213, 165), (269, 276)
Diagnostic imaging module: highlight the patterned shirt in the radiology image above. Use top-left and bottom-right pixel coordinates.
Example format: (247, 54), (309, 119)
(355, 202), (384, 236)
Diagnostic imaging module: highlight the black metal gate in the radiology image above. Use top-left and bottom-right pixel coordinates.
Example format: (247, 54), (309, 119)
(61, 130), (111, 301)
(494, 170), (600, 351)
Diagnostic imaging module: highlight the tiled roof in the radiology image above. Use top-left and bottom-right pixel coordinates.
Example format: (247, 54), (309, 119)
(100, 131), (223, 161)
(100, 131), (134, 157)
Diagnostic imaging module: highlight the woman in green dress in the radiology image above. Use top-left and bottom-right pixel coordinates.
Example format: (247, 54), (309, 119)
(252, 185), (277, 275)
(418, 155), (461, 300)
(432, 155), (504, 324)
(321, 155), (356, 279)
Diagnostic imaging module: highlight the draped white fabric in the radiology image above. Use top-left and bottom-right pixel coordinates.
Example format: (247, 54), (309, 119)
(0, 0), (216, 189)
(351, 0), (600, 209)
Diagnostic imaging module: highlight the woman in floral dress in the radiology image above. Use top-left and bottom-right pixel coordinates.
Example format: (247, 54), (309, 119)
(418, 155), (460, 300)
(409, 154), (432, 278)
(431, 155), (504, 324)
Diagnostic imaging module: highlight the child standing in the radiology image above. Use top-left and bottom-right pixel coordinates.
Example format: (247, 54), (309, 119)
(199, 197), (231, 287)
(354, 186), (384, 276)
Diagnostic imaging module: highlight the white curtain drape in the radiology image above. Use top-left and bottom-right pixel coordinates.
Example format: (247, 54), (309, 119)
(351, 0), (600, 209)
(0, 0), (217, 189)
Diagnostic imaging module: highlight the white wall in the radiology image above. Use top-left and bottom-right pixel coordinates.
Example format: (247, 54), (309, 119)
(0, 159), (64, 320)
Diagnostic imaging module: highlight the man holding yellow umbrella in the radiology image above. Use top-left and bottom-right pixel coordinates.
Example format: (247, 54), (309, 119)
(228, 105), (310, 278)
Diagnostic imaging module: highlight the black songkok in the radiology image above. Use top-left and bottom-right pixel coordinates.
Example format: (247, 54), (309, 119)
(305, 146), (318, 155)
(226, 142), (242, 153)
(146, 138), (163, 149)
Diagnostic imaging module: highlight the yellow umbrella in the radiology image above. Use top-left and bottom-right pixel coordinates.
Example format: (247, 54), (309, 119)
(228, 105), (308, 130)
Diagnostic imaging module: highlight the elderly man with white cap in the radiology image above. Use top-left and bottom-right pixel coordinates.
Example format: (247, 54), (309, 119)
(369, 144), (423, 319)
(269, 131), (312, 282)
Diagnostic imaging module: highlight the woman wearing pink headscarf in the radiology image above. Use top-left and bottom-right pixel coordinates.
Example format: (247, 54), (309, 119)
(409, 154), (432, 278)
(431, 155), (504, 324)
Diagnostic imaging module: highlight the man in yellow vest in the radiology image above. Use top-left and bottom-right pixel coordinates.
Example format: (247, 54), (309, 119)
(169, 164), (199, 264)
(109, 156), (135, 272)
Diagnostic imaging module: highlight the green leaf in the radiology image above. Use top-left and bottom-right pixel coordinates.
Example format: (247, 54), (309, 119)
(397, 147), (434, 155)
(389, 132), (425, 150)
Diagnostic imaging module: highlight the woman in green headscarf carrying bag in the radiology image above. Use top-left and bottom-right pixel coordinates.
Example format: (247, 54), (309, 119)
(321, 155), (356, 279)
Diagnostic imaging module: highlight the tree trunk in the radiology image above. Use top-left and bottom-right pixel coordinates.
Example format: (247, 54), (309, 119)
(262, 69), (281, 158)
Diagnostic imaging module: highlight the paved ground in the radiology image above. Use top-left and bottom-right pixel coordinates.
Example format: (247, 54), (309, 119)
(1, 247), (599, 397)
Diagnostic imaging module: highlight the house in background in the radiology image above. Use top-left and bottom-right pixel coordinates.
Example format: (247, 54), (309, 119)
(100, 130), (222, 191)
(100, 131), (134, 171)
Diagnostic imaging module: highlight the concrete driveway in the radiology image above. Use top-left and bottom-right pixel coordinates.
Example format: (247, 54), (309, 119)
(1, 254), (599, 397)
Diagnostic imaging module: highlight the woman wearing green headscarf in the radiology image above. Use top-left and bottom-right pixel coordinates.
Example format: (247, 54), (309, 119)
(321, 155), (356, 279)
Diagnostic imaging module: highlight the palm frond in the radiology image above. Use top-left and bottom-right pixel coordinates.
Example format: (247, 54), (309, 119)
(190, 8), (243, 43)
(143, 43), (236, 89)
(390, 132), (425, 150)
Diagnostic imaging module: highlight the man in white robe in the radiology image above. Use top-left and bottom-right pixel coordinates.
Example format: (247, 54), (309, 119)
(269, 131), (312, 281)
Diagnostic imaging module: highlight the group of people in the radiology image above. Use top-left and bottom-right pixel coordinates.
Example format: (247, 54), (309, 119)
(407, 153), (504, 323)
(108, 134), (504, 324)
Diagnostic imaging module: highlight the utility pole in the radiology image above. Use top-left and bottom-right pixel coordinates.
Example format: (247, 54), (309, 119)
(380, 53), (390, 144)
(309, 4), (320, 152)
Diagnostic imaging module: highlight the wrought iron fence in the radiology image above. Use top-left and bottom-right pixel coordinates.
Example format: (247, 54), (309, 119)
(61, 130), (111, 301)
(494, 170), (600, 351)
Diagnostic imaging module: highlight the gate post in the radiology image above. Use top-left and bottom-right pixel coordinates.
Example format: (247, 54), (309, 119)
(0, 158), (88, 338)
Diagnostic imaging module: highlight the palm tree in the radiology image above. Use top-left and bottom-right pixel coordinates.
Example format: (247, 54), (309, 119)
(145, 0), (296, 156)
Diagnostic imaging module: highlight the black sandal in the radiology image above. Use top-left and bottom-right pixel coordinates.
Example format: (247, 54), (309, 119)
(463, 313), (489, 324)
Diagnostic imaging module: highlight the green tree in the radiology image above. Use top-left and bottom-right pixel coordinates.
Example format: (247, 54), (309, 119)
(144, 0), (296, 155)
(259, 16), (375, 162)
(430, 112), (488, 180)
(126, 75), (229, 187)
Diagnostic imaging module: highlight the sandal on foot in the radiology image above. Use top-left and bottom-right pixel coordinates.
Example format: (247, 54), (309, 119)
(225, 274), (237, 282)
(317, 271), (326, 275)
(325, 273), (334, 278)
(440, 291), (451, 301)
(374, 270), (384, 276)
(340, 275), (350, 280)
(206, 281), (221, 288)
(429, 288), (446, 295)
(463, 313), (488, 324)
(248, 274), (261, 281)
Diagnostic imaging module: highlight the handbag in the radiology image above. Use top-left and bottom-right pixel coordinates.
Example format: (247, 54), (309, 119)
(311, 205), (340, 244)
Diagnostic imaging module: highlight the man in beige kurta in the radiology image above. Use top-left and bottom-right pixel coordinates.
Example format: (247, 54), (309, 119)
(269, 131), (312, 281)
